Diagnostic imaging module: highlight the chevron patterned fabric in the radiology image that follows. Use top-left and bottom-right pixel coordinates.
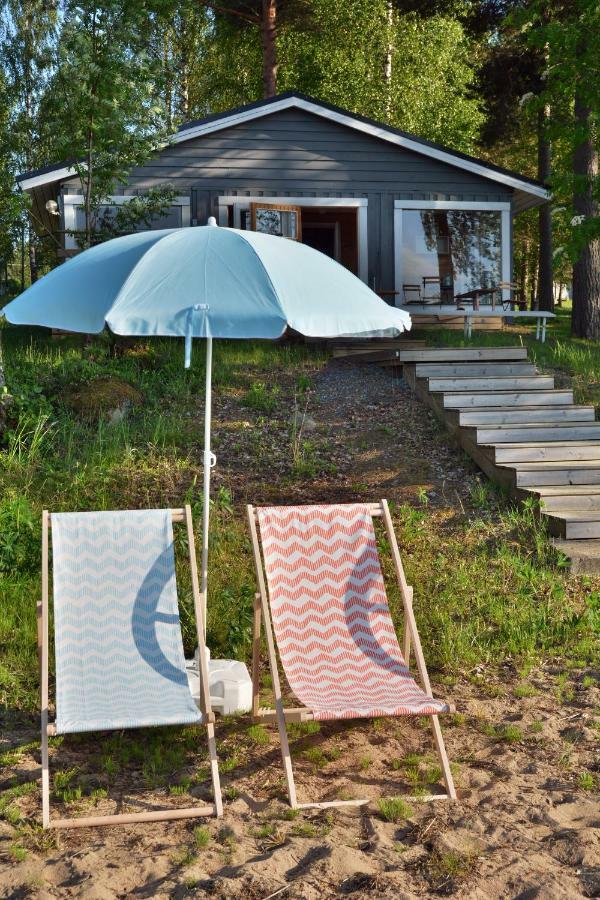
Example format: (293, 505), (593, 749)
(257, 504), (449, 720)
(51, 509), (202, 734)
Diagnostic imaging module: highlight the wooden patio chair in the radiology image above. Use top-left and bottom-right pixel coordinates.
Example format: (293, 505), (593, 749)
(247, 500), (457, 810)
(402, 283), (422, 304)
(39, 505), (223, 829)
(422, 276), (442, 305)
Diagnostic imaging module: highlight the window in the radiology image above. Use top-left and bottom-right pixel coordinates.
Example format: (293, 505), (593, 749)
(250, 203), (301, 240)
(401, 209), (502, 299)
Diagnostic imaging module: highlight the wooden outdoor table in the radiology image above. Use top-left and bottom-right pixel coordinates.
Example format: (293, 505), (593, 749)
(397, 305), (556, 342)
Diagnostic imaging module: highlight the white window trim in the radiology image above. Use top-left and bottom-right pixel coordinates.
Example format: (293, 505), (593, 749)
(62, 195), (191, 249)
(218, 195), (368, 283)
(393, 200), (511, 305)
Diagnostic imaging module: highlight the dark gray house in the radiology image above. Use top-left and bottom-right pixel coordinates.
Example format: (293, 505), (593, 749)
(19, 92), (549, 304)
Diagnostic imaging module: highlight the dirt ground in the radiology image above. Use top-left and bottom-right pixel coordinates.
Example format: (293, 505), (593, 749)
(1, 360), (599, 899)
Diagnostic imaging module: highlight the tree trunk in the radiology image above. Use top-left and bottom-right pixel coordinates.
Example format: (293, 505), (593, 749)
(28, 229), (38, 283)
(537, 105), (553, 311)
(20, 225), (26, 292)
(530, 269), (538, 309)
(571, 91), (600, 339)
(261, 0), (277, 98)
(384, 1), (393, 120)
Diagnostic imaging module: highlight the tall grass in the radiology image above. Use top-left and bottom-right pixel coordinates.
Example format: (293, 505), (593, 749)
(0, 323), (597, 715)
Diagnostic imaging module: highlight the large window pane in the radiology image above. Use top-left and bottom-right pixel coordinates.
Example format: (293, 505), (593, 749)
(401, 210), (502, 301)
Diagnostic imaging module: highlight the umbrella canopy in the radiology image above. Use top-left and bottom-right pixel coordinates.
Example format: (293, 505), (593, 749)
(2, 224), (410, 647)
(3, 226), (411, 342)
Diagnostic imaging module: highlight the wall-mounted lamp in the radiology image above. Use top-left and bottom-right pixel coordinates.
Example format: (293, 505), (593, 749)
(45, 199), (60, 216)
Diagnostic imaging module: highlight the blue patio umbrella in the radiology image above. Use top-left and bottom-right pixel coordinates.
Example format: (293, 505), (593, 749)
(2, 222), (411, 635)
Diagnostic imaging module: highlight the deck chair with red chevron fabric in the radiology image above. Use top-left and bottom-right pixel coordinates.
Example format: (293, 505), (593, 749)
(247, 500), (457, 809)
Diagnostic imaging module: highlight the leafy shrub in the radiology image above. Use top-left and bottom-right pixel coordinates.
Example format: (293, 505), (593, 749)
(0, 495), (40, 576)
(243, 381), (279, 413)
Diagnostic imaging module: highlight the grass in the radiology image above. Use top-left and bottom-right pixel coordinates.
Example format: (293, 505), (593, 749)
(378, 797), (413, 823)
(0, 321), (598, 721)
(193, 825), (211, 849)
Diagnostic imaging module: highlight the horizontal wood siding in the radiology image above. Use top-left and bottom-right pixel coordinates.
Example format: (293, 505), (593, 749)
(59, 108), (515, 288)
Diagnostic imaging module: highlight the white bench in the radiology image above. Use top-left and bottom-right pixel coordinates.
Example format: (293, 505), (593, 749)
(398, 305), (556, 343)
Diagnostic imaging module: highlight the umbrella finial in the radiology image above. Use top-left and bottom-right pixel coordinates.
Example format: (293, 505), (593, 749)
(207, 216), (217, 227)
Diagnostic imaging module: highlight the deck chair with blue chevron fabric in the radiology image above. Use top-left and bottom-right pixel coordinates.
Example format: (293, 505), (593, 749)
(247, 499), (457, 810)
(39, 505), (222, 829)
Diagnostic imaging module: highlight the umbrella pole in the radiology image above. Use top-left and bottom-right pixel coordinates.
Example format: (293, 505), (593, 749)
(200, 336), (213, 643)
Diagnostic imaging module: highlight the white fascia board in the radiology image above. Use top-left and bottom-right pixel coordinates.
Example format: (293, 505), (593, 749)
(173, 96), (550, 202)
(394, 199), (511, 210)
(218, 195), (367, 207)
(62, 194), (190, 205)
(18, 165), (81, 191)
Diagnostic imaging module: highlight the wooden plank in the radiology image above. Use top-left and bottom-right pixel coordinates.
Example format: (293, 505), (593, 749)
(50, 806), (217, 830)
(490, 442), (600, 464)
(247, 505), (298, 809)
(254, 707), (314, 724)
(380, 500), (456, 802)
(426, 375), (554, 392)
(414, 363), (536, 377)
(542, 511), (600, 541)
(456, 406), (595, 426)
(510, 462), (600, 487)
(398, 347), (529, 362)
(184, 505), (222, 817)
(473, 423), (600, 444)
(527, 485), (600, 512)
(441, 389), (574, 409)
(41, 511), (50, 830)
(552, 539), (600, 575)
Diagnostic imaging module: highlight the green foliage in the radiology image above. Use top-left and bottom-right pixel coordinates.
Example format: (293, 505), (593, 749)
(0, 495), (39, 575)
(378, 797), (413, 823)
(41, 0), (169, 247)
(194, 1), (484, 153)
(515, 1), (600, 273)
(193, 825), (211, 849)
(243, 381), (280, 413)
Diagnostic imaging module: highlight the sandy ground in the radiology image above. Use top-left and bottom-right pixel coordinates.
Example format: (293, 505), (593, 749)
(1, 360), (599, 898)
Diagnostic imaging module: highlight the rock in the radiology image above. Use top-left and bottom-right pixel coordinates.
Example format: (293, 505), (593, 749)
(292, 411), (318, 432)
(63, 376), (143, 421)
(107, 399), (132, 426)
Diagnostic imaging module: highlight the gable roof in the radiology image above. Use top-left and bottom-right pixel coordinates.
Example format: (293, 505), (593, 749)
(18, 91), (549, 210)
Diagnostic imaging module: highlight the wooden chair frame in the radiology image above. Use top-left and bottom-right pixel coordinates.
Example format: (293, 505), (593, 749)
(38, 505), (223, 829)
(247, 499), (457, 810)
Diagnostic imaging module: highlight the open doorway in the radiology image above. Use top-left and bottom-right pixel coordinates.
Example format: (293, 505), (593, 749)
(301, 207), (358, 275)
(219, 197), (366, 281)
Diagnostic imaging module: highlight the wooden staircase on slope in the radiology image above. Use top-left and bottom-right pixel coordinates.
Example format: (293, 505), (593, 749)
(393, 346), (600, 574)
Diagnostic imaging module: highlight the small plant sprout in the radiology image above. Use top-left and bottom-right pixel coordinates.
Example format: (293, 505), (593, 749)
(246, 724), (269, 745)
(416, 487), (429, 506)
(193, 826), (211, 849)
(378, 797), (413, 823)
(578, 772), (596, 791)
(514, 682), (536, 698)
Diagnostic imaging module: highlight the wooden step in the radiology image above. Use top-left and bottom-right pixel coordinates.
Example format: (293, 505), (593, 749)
(425, 375), (554, 392)
(398, 346), (529, 363)
(441, 389), (574, 409)
(455, 406), (595, 426)
(506, 461), (600, 487)
(414, 362), (536, 377)
(553, 539), (600, 574)
(471, 423), (600, 444)
(490, 441), (600, 464)
(542, 510), (600, 540)
(528, 486), (600, 512)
